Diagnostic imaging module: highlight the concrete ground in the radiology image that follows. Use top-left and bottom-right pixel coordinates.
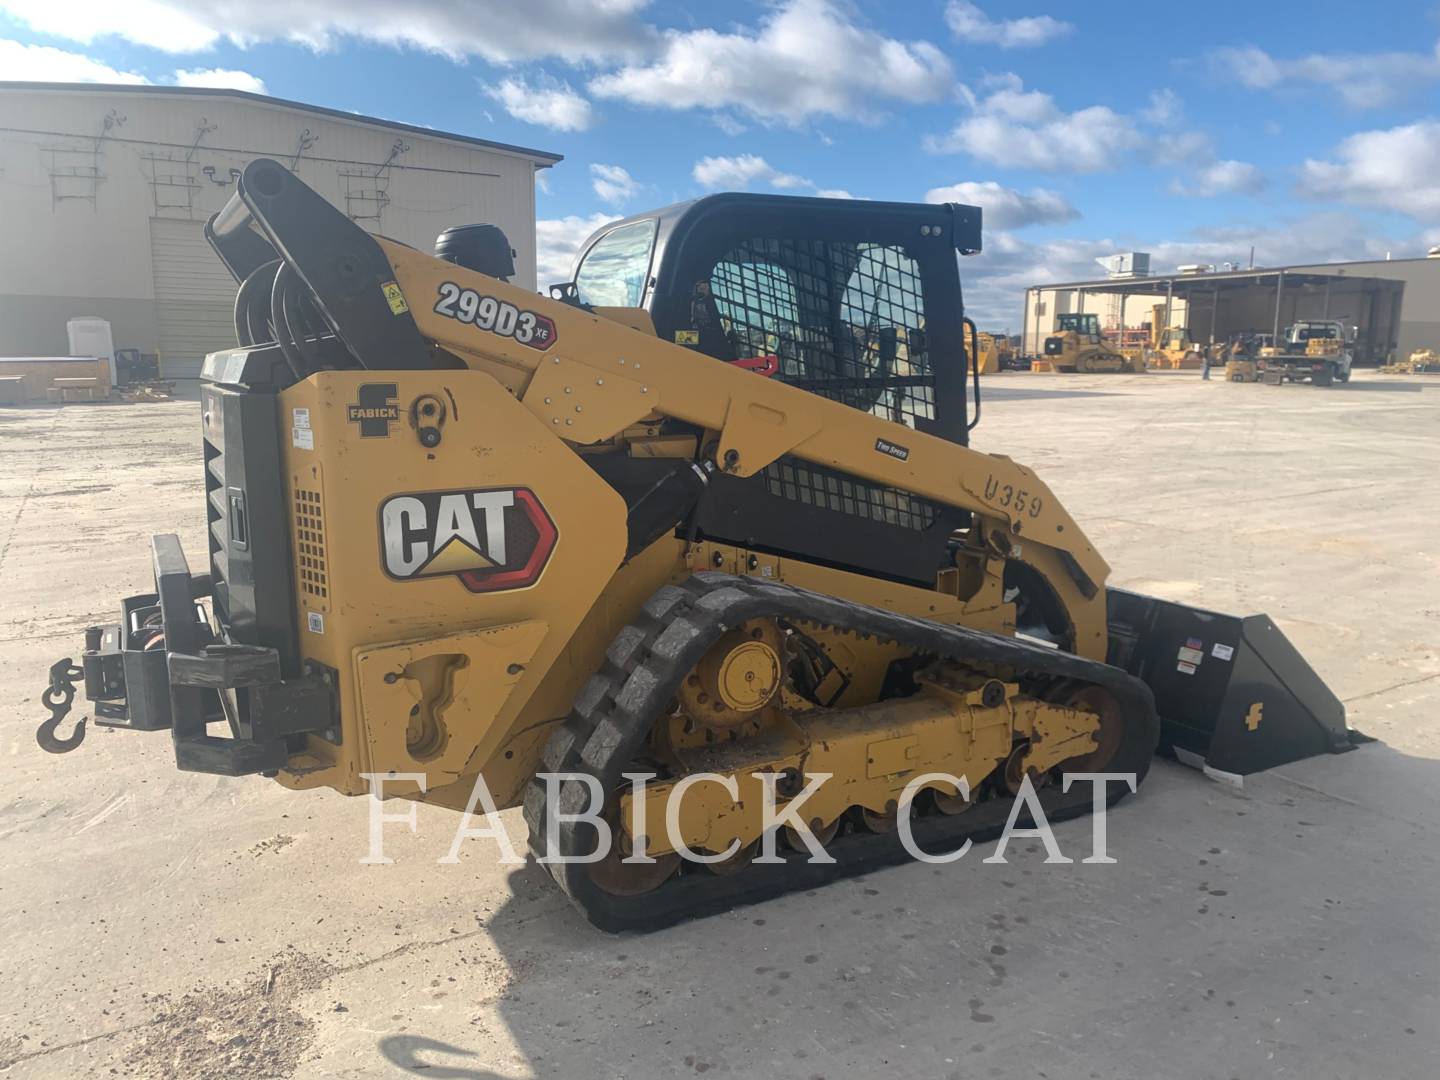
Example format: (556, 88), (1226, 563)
(1, 369), (1437, 1079)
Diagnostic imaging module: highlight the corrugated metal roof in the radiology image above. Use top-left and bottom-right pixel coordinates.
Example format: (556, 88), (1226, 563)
(0, 81), (563, 165)
(1031, 257), (1438, 293)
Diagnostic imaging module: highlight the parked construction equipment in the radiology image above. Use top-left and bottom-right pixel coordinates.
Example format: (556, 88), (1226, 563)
(1379, 348), (1440, 374)
(0, 356), (111, 403)
(975, 332), (1013, 374)
(1039, 313), (1145, 373)
(1150, 326), (1205, 370)
(1262, 321), (1354, 386)
(38, 161), (1355, 930)
(1225, 358), (1260, 382)
(1218, 333), (1265, 383)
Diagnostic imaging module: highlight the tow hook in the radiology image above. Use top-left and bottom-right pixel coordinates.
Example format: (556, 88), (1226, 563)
(36, 658), (87, 754)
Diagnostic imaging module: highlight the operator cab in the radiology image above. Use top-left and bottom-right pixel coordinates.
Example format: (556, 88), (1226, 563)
(562, 193), (985, 588)
(1044, 312), (1102, 354)
(1157, 327), (1188, 351)
(562, 193), (982, 446)
(1057, 313), (1103, 342)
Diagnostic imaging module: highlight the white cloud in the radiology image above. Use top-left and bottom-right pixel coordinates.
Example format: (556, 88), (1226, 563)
(173, 67), (266, 93)
(691, 155), (807, 191)
(0, 38), (268, 93)
(484, 76), (592, 131)
(691, 154), (848, 197)
(926, 76), (1140, 172)
(0, 0), (654, 62)
(1141, 88), (1181, 126)
(535, 212), (619, 288)
(929, 77), (1244, 191)
(590, 163), (640, 206)
(1209, 41), (1440, 108)
(1298, 121), (1440, 218)
(693, 154), (774, 189)
(943, 1), (1072, 49)
(1170, 159), (1266, 198)
(590, 0), (952, 125)
(924, 180), (1077, 230)
(0, 38), (146, 83)
(1150, 129), (1213, 167)
(766, 171), (812, 190)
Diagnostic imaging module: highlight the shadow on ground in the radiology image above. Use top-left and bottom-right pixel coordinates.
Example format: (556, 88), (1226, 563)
(359, 739), (1439, 1080)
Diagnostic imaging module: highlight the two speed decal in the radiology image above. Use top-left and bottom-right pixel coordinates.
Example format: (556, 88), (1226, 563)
(433, 282), (557, 350)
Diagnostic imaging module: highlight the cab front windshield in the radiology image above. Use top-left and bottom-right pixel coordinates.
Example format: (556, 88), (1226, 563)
(1057, 313), (1101, 341)
(574, 220), (657, 307)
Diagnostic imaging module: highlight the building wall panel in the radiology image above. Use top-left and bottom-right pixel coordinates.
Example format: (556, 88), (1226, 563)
(0, 86), (551, 359)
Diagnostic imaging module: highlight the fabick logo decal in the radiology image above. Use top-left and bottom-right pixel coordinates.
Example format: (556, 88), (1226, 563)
(380, 488), (557, 593)
(347, 383), (401, 438)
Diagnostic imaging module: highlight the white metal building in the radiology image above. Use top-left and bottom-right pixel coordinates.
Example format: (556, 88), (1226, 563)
(0, 82), (561, 377)
(1021, 255), (1440, 363)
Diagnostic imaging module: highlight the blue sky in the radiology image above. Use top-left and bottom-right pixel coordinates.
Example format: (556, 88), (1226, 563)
(4, 0), (1440, 328)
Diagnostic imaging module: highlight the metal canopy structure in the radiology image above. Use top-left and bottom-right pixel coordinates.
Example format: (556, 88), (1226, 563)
(1024, 267), (1407, 365)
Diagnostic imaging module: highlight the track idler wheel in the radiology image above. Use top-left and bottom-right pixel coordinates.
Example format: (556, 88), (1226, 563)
(859, 804), (899, 833)
(1061, 685), (1125, 772)
(1003, 742), (1052, 796)
(783, 816), (840, 852)
(705, 840), (759, 876)
(587, 792), (681, 898)
(932, 783), (977, 816)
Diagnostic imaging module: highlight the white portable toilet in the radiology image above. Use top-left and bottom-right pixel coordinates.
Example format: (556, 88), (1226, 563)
(66, 317), (117, 386)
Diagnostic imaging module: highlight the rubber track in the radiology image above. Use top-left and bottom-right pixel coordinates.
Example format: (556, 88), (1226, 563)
(523, 572), (1159, 933)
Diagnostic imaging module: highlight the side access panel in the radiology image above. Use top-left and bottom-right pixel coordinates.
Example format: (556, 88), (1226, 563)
(1105, 588), (1356, 776)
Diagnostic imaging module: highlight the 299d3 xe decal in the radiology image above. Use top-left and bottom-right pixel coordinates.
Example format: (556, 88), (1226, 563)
(380, 487), (557, 593)
(433, 282), (557, 350)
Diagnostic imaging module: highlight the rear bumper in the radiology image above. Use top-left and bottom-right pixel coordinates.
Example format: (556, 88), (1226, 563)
(81, 533), (337, 776)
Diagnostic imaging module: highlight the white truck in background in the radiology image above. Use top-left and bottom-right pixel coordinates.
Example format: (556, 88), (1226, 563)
(1262, 320), (1354, 387)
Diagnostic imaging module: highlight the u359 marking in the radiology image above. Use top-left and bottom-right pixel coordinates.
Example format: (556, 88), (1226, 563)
(984, 475), (1043, 518)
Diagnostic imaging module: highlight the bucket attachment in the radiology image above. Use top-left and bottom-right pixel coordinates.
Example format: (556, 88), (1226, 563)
(1106, 588), (1359, 777)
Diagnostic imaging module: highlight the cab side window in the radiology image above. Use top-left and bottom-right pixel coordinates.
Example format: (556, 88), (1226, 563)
(574, 220), (657, 308)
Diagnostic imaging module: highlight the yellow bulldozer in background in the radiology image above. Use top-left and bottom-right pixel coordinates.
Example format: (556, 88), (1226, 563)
(1037, 313), (1144, 373)
(1148, 305), (1205, 370)
(37, 161), (1355, 931)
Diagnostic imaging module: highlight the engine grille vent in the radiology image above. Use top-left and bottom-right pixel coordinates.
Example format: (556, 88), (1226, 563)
(293, 487), (329, 604)
(763, 457), (939, 532)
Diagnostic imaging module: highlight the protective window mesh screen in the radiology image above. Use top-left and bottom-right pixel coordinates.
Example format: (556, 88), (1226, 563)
(710, 238), (933, 428)
(763, 458), (940, 532)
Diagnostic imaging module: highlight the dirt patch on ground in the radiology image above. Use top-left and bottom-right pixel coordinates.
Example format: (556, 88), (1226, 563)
(0, 1035), (24, 1069)
(250, 834), (296, 857)
(117, 948), (334, 1080)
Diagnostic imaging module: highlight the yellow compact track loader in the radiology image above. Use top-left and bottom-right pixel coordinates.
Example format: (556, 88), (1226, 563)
(39, 161), (1357, 930)
(1041, 314), (1144, 373)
